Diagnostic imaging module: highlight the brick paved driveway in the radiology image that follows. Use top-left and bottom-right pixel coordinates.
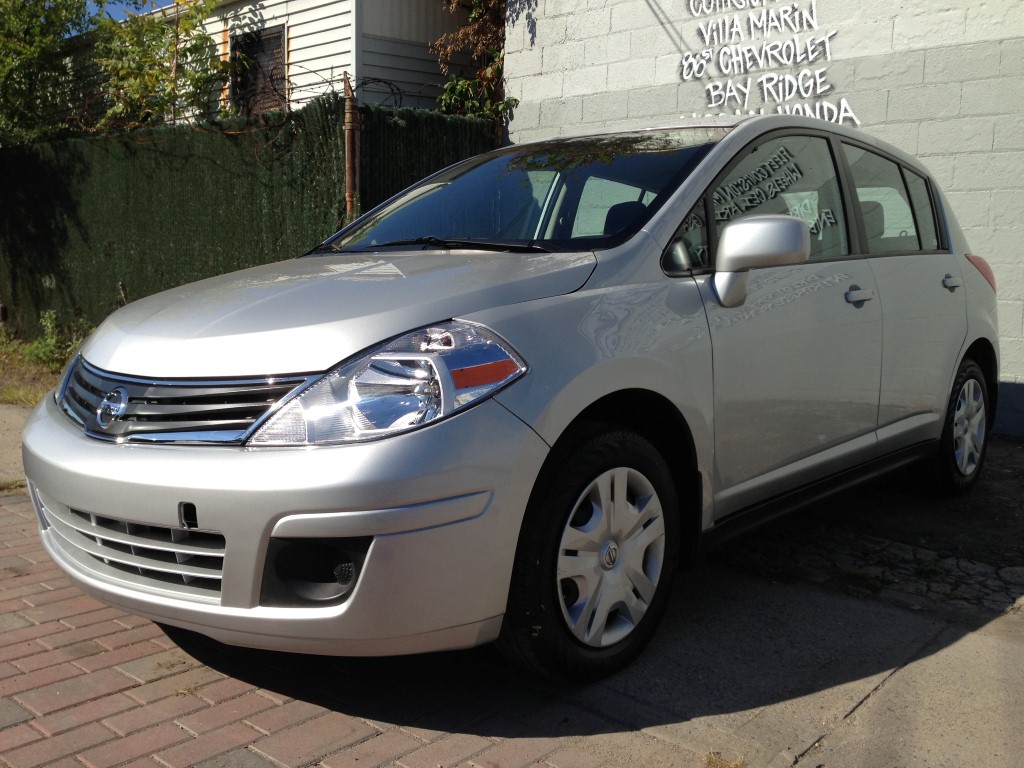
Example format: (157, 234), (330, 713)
(2, 435), (1021, 768)
(0, 490), (714, 768)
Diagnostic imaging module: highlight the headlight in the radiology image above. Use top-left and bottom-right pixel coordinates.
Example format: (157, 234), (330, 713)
(248, 321), (526, 445)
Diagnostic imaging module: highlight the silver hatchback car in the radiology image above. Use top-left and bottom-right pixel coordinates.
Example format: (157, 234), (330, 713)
(23, 115), (998, 679)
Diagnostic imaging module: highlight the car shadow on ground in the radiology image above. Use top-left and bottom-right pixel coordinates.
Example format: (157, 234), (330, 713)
(161, 437), (1023, 742)
(160, 564), (985, 741)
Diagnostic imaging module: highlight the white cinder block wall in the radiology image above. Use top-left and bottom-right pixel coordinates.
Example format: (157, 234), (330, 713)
(504, 0), (1024, 434)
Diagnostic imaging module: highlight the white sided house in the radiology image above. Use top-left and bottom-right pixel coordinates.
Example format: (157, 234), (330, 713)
(504, 0), (1024, 434)
(200, 0), (463, 113)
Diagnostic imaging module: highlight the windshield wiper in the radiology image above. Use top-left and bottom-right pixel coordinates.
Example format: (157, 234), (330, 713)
(369, 236), (551, 253)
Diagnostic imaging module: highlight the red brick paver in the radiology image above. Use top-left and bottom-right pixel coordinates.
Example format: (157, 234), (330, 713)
(102, 693), (208, 737)
(10, 640), (110, 674)
(17, 596), (107, 627)
(464, 736), (561, 768)
(152, 723), (262, 768)
(0, 724), (42, 754)
(397, 733), (495, 768)
(123, 667), (225, 705)
(29, 693), (136, 737)
(0, 664), (83, 699)
(0, 491), (658, 768)
(2, 722), (115, 768)
(244, 700), (326, 736)
(77, 722), (190, 768)
(15, 668), (136, 716)
(176, 693), (276, 735)
(320, 730), (424, 768)
(251, 712), (378, 766)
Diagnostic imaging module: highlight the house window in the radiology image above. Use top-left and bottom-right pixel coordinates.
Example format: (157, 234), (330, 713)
(231, 26), (286, 115)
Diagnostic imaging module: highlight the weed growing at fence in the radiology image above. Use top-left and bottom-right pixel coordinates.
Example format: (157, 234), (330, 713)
(0, 311), (87, 405)
(23, 310), (92, 373)
(0, 329), (61, 406)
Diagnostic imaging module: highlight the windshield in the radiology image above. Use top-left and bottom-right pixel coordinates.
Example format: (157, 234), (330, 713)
(318, 129), (727, 254)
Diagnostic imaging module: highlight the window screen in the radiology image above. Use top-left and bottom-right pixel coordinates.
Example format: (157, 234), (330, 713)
(231, 26), (286, 116)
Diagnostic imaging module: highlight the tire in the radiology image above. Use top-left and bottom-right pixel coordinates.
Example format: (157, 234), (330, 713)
(498, 427), (681, 681)
(933, 358), (989, 496)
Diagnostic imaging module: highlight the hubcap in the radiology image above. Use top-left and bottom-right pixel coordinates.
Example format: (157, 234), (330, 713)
(556, 467), (666, 648)
(952, 377), (986, 476)
(600, 540), (619, 570)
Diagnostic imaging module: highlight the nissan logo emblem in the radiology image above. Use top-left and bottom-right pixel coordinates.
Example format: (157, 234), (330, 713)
(96, 387), (129, 428)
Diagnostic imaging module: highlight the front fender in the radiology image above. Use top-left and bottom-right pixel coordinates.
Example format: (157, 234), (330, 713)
(470, 279), (714, 521)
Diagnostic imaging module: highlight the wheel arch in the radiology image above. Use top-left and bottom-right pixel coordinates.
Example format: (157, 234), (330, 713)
(549, 388), (703, 566)
(963, 338), (998, 425)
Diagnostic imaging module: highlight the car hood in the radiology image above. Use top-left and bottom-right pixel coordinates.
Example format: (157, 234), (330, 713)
(81, 250), (596, 378)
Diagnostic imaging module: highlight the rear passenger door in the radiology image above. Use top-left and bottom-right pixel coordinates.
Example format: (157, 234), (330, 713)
(696, 133), (883, 518)
(840, 144), (967, 447)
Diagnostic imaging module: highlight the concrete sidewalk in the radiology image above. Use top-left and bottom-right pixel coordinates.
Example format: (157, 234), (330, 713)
(0, 405), (29, 490)
(1, 485), (1022, 768)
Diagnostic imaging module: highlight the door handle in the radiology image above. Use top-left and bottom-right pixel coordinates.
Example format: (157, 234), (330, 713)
(845, 286), (875, 304)
(943, 274), (963, 290)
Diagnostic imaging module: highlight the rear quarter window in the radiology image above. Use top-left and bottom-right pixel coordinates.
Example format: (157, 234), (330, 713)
(842, 144), (940, 254)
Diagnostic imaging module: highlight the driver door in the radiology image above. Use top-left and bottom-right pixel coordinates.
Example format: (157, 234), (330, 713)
(696, 133), (883, 518)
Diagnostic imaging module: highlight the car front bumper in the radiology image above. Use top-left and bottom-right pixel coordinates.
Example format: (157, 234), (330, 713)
(22, 395), (549, 655)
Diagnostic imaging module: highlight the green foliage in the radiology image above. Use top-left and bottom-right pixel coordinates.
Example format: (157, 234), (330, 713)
(95, 0), (232, 130)
(0, 0), (129, 145)
(24, 310), (93, 373)
(0, 0), (231, 144)
(436, 51), (519, 121)
(0, 324), (62, 406)
(0, 327), (20, 369)
(433, 0), (516, 123)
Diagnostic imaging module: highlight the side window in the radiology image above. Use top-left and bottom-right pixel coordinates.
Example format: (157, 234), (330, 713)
(712, 135), (848, 261)
(571, 177), (655, 238)
(665, 198), (708, 271)
(904, 170), (940, 251)
(842, 144), (924, 254)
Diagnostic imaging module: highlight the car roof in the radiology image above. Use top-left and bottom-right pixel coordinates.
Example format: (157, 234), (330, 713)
(522, 115), (931, 180)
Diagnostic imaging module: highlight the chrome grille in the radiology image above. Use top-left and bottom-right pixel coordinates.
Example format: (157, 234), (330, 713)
(58, 357), (314, 444)
(33, 486), (225, 603)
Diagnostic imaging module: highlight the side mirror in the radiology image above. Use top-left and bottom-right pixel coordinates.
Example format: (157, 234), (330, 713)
(714, 215), (811, 307)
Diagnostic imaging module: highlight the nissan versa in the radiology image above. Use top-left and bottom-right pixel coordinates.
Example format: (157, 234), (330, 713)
(23, 115), (998, 679)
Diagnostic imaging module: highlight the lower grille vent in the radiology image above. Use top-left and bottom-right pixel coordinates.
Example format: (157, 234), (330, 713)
(34, 486), (225, 603)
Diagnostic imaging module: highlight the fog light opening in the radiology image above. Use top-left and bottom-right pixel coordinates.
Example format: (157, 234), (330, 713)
(260, 537), (371, 607)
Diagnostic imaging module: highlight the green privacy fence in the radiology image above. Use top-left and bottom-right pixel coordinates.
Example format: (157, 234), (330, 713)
(359, 105), (495, 210)
(0, 96), (493, 339)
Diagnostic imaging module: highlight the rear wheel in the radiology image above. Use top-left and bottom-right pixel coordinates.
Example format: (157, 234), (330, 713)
(499, 428), (680, 680)
(934, 358), (989, 495)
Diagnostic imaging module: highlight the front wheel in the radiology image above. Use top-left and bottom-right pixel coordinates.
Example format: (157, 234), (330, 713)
(933, 358), (989, 495)
(498, 428), (680, 680)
